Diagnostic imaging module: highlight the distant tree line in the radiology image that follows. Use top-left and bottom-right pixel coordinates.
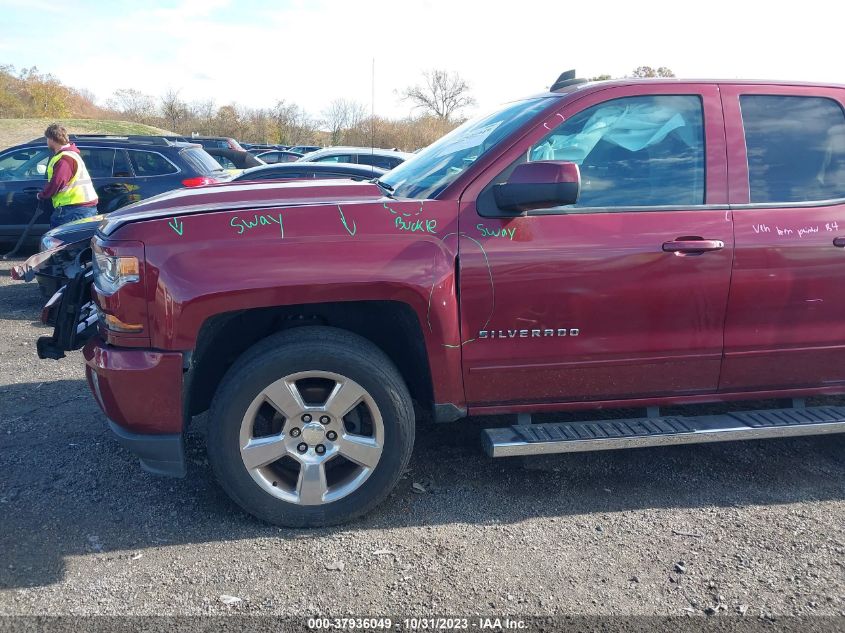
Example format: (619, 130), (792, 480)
(0, 64), (676, 150)
(0, 64), (474, 151)
(590, 66), (676, 81)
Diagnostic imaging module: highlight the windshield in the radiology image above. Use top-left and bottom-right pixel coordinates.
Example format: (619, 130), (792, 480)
(379, 96), (554, 199)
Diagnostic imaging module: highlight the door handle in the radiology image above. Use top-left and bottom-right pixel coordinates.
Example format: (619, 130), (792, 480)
(662, 238), (725, 254)
(22, 187), (41, 194)
(101, 184), (125, 193)
(833, 237), (845, 248)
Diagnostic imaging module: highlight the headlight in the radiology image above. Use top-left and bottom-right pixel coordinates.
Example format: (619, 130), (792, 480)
(93, 252), (140, 295)
(40, 234), (64, 251)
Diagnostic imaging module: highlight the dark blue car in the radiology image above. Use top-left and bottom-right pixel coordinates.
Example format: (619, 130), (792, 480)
(0, 134), (227, 242)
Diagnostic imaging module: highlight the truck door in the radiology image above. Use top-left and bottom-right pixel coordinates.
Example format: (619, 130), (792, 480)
(719, 84), (845, 391)
(457, 84), (733, 408)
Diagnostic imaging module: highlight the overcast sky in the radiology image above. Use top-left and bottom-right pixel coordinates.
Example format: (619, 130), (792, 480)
(1, 0), (842, 121)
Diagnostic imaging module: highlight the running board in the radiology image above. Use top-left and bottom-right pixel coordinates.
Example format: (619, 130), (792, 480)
(481, 406), (845, 457)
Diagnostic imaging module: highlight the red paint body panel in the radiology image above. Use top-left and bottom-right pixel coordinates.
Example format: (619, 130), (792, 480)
(457, 84), (733, 405)
(84, 337), (183, 434)
(719, 84), (845, 391)
(106, 193), (465, 408)
(470, 383), (845, 416)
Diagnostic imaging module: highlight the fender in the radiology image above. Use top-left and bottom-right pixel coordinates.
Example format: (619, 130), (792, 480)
(117, 199), (466, 407)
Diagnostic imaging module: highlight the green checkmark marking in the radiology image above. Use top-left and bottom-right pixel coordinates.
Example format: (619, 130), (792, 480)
(168, 218), (183, 236)
(338, 205), (356, 237)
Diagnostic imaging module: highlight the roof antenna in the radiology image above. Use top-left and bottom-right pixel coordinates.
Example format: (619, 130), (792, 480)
(371, 57), (375, 154)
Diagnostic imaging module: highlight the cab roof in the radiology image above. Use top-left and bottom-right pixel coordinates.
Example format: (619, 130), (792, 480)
(549, 76), (845, 95)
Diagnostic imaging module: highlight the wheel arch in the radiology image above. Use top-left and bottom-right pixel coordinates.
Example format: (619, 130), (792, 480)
(184, 300), (437, 423)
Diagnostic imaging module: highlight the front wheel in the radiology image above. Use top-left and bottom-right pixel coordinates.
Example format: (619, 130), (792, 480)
(206, 327), (415, 527)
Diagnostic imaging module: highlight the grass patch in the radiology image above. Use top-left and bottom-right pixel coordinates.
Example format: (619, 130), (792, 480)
(0, 118), (176, 150)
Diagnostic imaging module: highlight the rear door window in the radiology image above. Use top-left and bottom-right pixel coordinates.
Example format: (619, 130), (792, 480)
(315, 154), (352, 163)
(255, 171), (304, 180)
(129, 151), (178, 176)
(113, 150), (132, 177)
(357, 154), (400, 169)
(740, 95), (845, 203)
(79, 148), (115, 178)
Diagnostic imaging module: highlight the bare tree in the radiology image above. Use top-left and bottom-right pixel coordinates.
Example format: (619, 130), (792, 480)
(188, 99), (216, 134)
(322, 98), (368, 145)
(107, 88), (156, 122)
(399, 69), (476, 121)
(160, 88), (188, 132)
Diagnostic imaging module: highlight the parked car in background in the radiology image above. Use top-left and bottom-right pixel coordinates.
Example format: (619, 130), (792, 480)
(245, 144), (291, 154)
(12, 161), (386, 296)
(287, 145), (321, 154)
(0, 134), (227, 242)
(254, 150), (303, 164)
(186, 136), (245, 151)
(14, 215), (104, 299)
(232, 162), (386, 182)
(297, 146), (413, 170)
(203, 148), (264, 173)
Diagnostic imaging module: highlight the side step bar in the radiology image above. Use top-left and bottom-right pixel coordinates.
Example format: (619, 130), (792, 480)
(482, 406), (845, 457)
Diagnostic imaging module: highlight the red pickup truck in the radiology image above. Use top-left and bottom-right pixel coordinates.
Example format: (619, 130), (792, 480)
(40, 73), (845, 527)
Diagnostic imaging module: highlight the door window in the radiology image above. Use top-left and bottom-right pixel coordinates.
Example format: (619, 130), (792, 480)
(113, 150), (132, 177)
(524, 95), (705, 208)
(79, 148), (115, 178)
(358, 154), (401, 169)
(129, 150), (178, 176)
(249, 171), (303, 180)
(315, 154), (352, 163)
(740, 95), (845, 203)
(315, 171), (356, 179)
(0, 147), (51, 181)
(215, 155), (237, 170)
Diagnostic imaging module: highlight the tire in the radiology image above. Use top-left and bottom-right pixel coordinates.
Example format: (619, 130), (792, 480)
(206, 326), (415, 527)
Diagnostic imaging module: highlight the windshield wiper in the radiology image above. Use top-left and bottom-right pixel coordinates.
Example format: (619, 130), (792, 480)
(373, 178), (394, 196)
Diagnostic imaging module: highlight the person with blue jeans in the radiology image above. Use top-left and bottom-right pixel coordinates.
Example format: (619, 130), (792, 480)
(36, 124), (99, 228)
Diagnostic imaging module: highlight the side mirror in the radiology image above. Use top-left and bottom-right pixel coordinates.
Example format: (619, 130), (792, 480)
(493, 161), (580, 213)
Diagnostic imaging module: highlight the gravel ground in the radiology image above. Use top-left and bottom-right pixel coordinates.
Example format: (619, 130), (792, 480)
(0, 254), (843, 620)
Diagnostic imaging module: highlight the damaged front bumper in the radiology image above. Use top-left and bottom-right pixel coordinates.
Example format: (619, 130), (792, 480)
(36, 261), (98, 360)
(11, 238), (91, 283)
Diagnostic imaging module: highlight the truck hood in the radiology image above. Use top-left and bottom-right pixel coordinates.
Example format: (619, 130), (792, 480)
(99, 179), (385, 236)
